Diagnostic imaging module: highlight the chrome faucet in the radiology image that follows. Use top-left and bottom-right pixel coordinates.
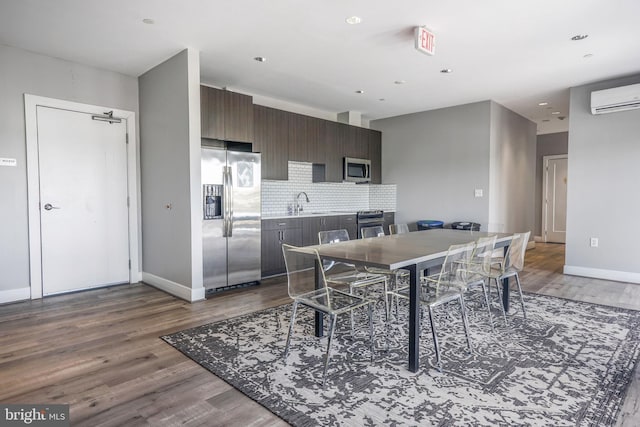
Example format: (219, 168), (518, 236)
(294, 192), (310, 215)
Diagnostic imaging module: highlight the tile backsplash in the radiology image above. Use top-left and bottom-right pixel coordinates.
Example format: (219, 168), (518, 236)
(262, 161), (396, 216)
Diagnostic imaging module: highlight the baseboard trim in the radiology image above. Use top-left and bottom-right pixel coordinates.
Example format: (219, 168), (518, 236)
(0, 287), (31, 304)
(563, 265), (640, 284)
(142, 272), (205, 302)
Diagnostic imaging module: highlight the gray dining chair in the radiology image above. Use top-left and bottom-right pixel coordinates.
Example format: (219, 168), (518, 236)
(281, 244), (374, 387)
(480, 231), (531, 321)
(388, 242), (474, 371)
(360, 226), (410, 319)
(318, 229), (388, 330)
(455, 235), (499, 330)
(389, 223), (409, 235)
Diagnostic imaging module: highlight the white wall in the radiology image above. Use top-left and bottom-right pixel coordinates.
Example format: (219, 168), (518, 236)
(564, 74), (640, 283)
(371, 102), (492, 229)
(139, 49), (204, 301)
(488, 102), (537, 234)
(0, 44), (138, 301)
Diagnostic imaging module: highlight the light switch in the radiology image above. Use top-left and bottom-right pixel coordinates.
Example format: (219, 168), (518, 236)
(474, 189), (483, 198)
(0, 158), (17, 167)
(590, 237), (599, 247)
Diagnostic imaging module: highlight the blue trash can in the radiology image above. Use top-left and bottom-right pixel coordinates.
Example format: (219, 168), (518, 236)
(417, 220), (444, 230)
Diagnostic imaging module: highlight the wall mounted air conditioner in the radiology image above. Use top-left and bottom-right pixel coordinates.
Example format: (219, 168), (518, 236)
(591, 83), (640, 115)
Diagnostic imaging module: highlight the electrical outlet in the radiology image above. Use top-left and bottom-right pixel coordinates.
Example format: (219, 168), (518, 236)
(590, 237), (599, 247)
(474, 189), (483, 198)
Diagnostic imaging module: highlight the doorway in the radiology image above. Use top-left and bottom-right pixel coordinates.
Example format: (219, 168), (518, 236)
(542, 155), (568, 243)
(25, 95), (139, 298)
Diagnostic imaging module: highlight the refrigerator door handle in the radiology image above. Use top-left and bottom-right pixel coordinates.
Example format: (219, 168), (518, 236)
(227, 166), (234, 237)
(222, 166), (229, 237)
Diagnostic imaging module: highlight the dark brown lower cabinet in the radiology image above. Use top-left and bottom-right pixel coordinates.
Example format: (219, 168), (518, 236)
(383, 212), (395, 235)
(339, 215), (358, 240)
(302, 215), (340, 246)
(261, 218), (302, 277)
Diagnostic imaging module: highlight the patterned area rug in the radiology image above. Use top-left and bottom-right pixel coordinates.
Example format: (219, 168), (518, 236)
(162, 292), (640, 426)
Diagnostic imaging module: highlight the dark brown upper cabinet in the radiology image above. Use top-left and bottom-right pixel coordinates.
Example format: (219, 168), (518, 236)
(319, 120), (343, 182)
(201, 86), (253, 143)
(369, 129), (382, 184)
(253, 105), (289, 180)
(288, 112), (320, 163)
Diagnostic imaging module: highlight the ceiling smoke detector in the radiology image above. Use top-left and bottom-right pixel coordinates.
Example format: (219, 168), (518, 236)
(345, 16), (361, 25)
(253, 56), (267, 62)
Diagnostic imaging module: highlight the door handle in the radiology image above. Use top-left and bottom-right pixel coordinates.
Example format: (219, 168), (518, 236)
(43, 203), (60, 211)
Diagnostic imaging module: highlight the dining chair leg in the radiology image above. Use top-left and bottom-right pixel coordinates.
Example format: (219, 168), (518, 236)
(494, 278), (508, 325)
(458, 295), (472, 354)
(284, 301), (299, 359)
(368, 302), (374, 361)
(322, 313), (337, 387)
(480, 281), (495, 332)
(428, 305), (442, 372)
(514, 273), (527, 319)
(380, 277), (390, 324)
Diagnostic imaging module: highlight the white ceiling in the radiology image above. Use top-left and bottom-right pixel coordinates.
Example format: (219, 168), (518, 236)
(2, 0), (640, 134)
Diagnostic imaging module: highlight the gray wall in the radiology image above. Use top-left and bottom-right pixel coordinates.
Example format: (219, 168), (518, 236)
(371, 101), (492, 229)
(566, 74), (640, 277)
(139, 49), (201, 289)
(0, 44), (138, 295)
(534, 132), (568, 237)
(488, 102), (537, 235)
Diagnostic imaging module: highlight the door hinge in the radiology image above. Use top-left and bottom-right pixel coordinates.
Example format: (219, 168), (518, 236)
(125, 133), (129, 144)
(127, 196), (130, 207)
(128, 259), (131, 269)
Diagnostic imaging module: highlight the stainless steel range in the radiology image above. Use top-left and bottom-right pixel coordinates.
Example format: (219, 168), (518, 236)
(356, 210), (385, 238)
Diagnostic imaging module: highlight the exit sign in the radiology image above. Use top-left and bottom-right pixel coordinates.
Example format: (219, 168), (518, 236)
(415, 26), (435, 56)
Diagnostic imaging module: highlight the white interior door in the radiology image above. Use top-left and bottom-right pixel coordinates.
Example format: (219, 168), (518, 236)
(37, 106), (130, 295)
(543, 155), (568, 243)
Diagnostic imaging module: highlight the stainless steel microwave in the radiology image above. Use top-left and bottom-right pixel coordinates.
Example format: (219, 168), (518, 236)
(344, 157), (371, 183)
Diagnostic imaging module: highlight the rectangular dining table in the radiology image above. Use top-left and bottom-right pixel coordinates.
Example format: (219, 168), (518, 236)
(307, 228), (512, 373)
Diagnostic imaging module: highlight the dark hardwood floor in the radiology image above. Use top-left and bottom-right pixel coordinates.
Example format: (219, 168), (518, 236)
(0, 243), (638, 426)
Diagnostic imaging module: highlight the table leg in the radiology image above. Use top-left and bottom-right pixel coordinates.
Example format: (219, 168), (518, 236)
(314, 258), (323, 337)
(502, 245), (510, 312)
(408, 264), (420, 373)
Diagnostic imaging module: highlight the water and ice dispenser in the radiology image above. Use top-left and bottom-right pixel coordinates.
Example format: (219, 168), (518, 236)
(203, 184), (222, 220)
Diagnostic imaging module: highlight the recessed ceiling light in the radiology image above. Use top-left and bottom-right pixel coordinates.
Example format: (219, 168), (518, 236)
(394, 80), (406, 85)
(355, 90), (364, 94)
(142, 18), (155, 25)
(440, 68), (453, 74)
(571, 34), (588, 41)
(551, 111), (560, 115)
(584, 53), (594, 58)
(538, 102), (548, 106)
(253, 56), (267, 62)
(379, 98), (385, 102)
(345, 16), (361, 25)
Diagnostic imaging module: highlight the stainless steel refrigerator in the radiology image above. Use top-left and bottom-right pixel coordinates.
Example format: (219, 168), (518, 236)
(202, 147), (261, 291)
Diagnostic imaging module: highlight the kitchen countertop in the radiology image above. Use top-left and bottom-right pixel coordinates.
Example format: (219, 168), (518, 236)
(262, 211), (358, 220)
(262, 210), (394, 220)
